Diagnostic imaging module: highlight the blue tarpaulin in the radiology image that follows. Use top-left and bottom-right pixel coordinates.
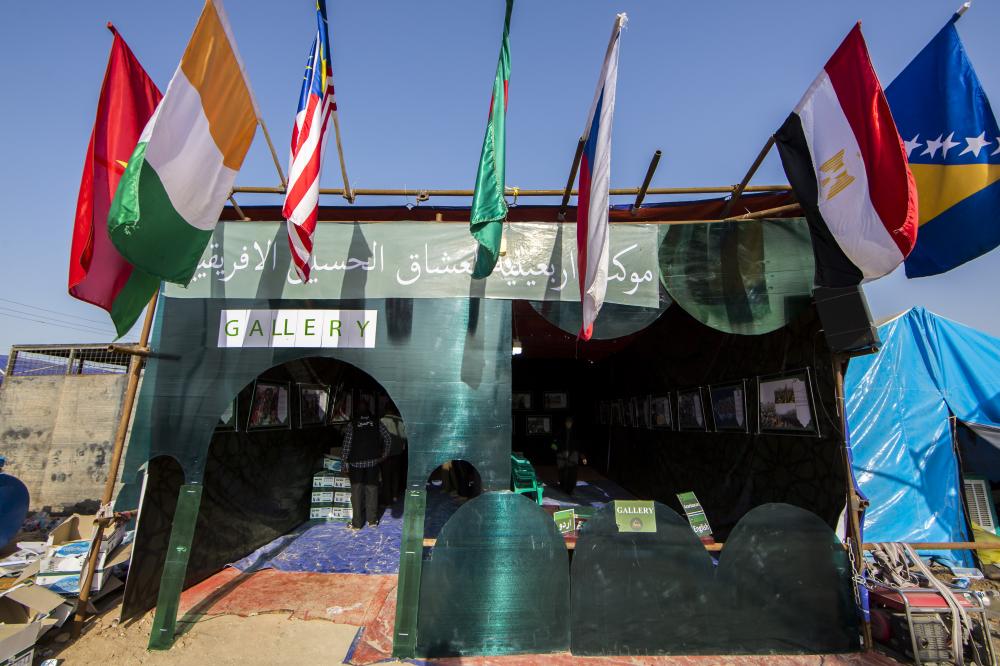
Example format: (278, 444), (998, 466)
(846, 307), (1000, 565)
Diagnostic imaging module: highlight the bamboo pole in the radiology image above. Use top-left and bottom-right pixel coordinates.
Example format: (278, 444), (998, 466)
(723, 202), (800, 221)
(330, 109), (354, 203)
(257, 118), (287, 189)
(557, 137), (587, 221)
(227, 194), (250, 221)
(632, 150), (662, 213)
(231, 184), (791, 197)
(72, 292), (159, 636)
(720, 135), (777, 218)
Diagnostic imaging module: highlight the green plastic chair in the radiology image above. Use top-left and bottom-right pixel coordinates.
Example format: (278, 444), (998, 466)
(510, 453), (543, 505)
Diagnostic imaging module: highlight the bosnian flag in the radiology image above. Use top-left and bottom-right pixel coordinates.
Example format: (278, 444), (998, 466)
(577, 14), (626, 340)
(775, 24), (917, 287)
(283, 0), (338, 283)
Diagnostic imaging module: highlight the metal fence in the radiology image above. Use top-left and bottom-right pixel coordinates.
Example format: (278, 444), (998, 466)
(4, 344), (133, 378)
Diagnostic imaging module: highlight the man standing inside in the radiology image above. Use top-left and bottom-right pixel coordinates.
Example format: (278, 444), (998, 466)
(342, 396), (391, 529)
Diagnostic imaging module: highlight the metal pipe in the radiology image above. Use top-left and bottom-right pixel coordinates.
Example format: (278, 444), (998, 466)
(231, 184), (791, 197)
(720, 135), (777, 218)
(557, 137), (587, 220)
(632, 149), (662, 213)
(257, 118), (288, 189)
(330, 109), (354, 203)
(227, 194), (250, 221)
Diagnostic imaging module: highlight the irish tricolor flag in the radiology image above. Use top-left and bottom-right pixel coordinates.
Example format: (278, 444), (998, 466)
(109, 0), (258, 285)
(775, 24), (917, 287)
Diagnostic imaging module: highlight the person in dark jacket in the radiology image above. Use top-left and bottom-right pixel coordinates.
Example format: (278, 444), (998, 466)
(555, 415), (587, 495)
(342, 401), (391, 529)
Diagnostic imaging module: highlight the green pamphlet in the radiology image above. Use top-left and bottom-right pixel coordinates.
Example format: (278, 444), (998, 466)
(553, 508), (576, 535)
(614, 500), (656, 533)
(676, 491), (713, 539)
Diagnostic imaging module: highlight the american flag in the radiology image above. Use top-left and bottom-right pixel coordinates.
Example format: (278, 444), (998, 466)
(283, 0), (337, 283)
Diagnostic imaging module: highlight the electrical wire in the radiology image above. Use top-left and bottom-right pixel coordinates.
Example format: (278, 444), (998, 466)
(0, 296), (116, 326)
(0, 309), (116, 338)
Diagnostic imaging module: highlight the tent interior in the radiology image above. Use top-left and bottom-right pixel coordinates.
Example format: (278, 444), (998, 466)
(511, 298), (849, 541)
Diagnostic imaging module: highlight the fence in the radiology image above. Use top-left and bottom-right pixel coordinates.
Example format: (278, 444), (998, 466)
(3, 344), (133, 379)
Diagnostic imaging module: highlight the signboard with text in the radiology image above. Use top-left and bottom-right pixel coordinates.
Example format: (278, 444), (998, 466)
(614, 500), (657, 533)
(217, 309), (377, 348)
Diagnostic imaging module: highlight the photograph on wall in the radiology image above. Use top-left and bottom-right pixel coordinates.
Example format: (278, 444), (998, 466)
(677, 389), (706, 431)
(513, 392), (533, 410)
(599, 401), (610, 425)
(624, 398), (635, 428)
(329, 384), (352, 424)
(651, 395), (672, 430)
(543, 391), (568, 410)
(299, 384), (331, 428)
(641, 395), (652, 429)
(611, 400), (623, 426)
(758, 369), (819, 435)
(526, 415), (552, 436)
(709, 381), (748, 432)
(217, 396), (238, 432)
(247, 381), (290, 430)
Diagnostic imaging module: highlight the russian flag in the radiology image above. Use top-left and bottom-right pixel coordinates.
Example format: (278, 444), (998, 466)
(577, 14), (626, 340)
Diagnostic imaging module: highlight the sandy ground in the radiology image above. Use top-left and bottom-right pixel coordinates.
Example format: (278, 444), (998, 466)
(38, 607), (405, 665)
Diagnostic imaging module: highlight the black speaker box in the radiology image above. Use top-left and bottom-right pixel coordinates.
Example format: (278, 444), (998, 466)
(813, 285), (881, 355)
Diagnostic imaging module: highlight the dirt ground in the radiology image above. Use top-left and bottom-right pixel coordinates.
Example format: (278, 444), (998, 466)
(38, 607), (405, 665)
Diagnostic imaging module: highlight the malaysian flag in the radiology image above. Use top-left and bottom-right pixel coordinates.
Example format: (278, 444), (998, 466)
(283, 0), (338, 283)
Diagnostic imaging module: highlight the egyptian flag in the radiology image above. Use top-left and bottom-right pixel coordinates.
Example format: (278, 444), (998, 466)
(775, 24), (917, 287)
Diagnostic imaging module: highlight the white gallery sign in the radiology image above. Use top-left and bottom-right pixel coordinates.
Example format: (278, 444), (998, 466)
(217, 309), (378, 348)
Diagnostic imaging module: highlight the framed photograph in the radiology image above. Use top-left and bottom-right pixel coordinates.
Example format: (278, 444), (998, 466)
(217, 396), (238, 432)
(641, 395), (652, 429)
(543, 391), (568, 410)
(526, 415), (552, 436)
(629, 397), (641, 428)
(247, 381), (290, 430)
(758, 369), (819, 435)
(329, 384), (352, 424)
(709, 381), (748, 432)
(513, 391), (534, 411)
(299, 384), (331, 428)
(651, 395), (672, 430)
(677, 389), (707, 431)
(599, 401), (610, 425)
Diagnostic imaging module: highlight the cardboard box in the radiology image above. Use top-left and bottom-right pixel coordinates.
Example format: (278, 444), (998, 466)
(0, 584), (69, 665)
(322, 455), (343, 472)
(35, 515), (127, 595)
(308, 506), (352, 521)
(311, 491), (334, 504)
(334, 491), (351, 505)
(313, 472), (350, 489)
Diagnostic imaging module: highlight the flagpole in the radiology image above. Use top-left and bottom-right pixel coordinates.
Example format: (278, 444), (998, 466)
(72, 290), (159, 636)
(330, 109), (355, 203)
(632, 150), (662, 212)
(557, 137), (586, 221)
(955, 1), (971, 18)
(720, 135), (776, 218)
(257, 117), (288, 190)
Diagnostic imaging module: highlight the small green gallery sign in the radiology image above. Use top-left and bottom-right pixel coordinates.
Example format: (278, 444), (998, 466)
(217, 309), (378, 349)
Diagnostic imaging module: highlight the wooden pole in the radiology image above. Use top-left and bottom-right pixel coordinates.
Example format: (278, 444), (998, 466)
(330, 110), (354, 203)
(71, 291), (159, 636)
(557, 138), (587, 221)
(632, 150), (662, 213)
(833, 354), (873, 651)
(227, 194), (250, 221)
(257, 118), (287, 190)
(723, 202), (800, 221)
(720, 135), (776, 218)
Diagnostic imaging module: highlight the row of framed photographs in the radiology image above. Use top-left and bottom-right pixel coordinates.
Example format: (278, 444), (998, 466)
(217, 381), (377, 432)
(513, 391), (569, 411)
(596, 369), (819, 436)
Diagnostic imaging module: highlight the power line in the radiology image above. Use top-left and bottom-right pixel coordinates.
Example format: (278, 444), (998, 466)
(0, 308), (116, 338)
(0, 296), (117, 326)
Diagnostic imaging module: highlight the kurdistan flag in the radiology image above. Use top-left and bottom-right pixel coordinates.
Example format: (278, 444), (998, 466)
(470, 0), (513, 279)
(108, 0), (258, 285)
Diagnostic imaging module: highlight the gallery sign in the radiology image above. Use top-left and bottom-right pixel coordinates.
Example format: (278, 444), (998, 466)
(217, 309), (377, 348)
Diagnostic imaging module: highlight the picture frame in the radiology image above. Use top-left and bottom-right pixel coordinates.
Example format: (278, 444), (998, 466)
(629, 397), (641, 428)
(650, 394), (672, 430)
(216, 395), (238, 432)
(677, 388), (707, 431)
(641, 395), (652, 429)
(298, 384), (331, 428)
(526, 415), (552, 436)
(709, 381), (749, 433)
(598, 401), (610, 425)
(757, 368), (820, 436)
(329, 384), (353, 424)
(513, 391), (534, 411)
(247, 380), (291, 430)
(542, 391), (569, 410)
(611, 400), (623, 427)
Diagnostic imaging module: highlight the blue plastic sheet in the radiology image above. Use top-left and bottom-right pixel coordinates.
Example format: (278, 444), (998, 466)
(846, 307), (1000, 564)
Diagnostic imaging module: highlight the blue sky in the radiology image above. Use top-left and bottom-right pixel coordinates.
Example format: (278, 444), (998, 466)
(1, 1), (998, 350)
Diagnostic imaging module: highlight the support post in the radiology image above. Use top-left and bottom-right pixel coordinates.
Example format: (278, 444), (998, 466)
(834, 355), (873, 651)
(632, 150), (662, 213)
(720, 135), (776, 218)
(392, 487), (427, 658)
(227, 194), (250, 221)
(557, 137), (586, 221)
(71, 291), (159, 635)
(257, 118), (287, 190)
(147, 484), (204, 650)
(330, 109), (355, 203)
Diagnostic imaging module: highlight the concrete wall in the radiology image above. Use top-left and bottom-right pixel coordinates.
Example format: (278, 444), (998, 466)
(0, 375), (127, 511)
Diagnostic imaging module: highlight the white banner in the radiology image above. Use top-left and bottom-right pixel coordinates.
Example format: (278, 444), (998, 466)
(218, 309), (378, 348)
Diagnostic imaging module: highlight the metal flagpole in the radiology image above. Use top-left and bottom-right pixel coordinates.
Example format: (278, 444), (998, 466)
(257, 118), (288, 190)
(71, 291), (159, 636)
(720, 135), (776, 218)
(330, 109), (354, 203)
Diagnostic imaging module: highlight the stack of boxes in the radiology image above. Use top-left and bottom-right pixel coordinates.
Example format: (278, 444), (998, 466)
(310, 453), (353, 522)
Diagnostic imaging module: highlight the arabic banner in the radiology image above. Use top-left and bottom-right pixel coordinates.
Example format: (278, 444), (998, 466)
(162, 221), (659, 307)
